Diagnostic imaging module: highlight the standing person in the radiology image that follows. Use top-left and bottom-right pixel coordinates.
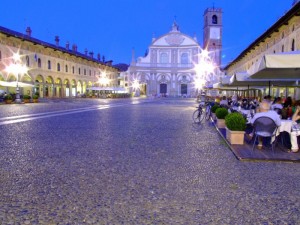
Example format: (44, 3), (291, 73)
(290, 103), (300, 152)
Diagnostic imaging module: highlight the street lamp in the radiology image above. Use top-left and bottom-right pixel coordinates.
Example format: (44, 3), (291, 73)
(5, 52), (28, 103)
(131, 79), (140, 90)
(98, 71), (110, 87)
(193, 48), (216, 98)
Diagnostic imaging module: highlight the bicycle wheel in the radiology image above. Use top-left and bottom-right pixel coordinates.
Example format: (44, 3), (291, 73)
(193, 109), (204, 123)
(205, 106), (211, 121)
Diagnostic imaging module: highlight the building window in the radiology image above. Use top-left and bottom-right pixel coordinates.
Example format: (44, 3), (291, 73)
(282, 45), (284, 52)
(72, 66), (75, 74)
(26, 56), (30, 66)
(48, 60), (51, 70)
(181, 53), (189, 64)
(78, 68), (81, 74)
(65, 65), (68, 73)
(57, 63), (60, 71)
(38, 58), (41, 68)
(84, 69), (86, 75)
(291, 39), (295, 51)
(160, 53), (169, 63)
(212, 15), (218, 24)
(89, 70), (91, 76)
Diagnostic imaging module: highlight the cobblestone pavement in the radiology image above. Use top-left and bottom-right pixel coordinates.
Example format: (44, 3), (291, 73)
(0, 98), (300, 224)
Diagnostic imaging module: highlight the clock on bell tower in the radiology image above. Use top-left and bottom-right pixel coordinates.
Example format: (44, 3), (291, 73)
(203, 7), (223, 68)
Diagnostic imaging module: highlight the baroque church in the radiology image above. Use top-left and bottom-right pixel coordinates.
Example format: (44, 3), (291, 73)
(122, 7), (223, 97)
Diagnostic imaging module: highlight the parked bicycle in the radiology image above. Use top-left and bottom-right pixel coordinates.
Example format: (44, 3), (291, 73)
(192, 103), (205, 123)
(205, 102), (212, 121)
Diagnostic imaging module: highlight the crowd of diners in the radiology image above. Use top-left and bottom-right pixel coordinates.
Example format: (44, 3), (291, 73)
(206, 95), (300, 153)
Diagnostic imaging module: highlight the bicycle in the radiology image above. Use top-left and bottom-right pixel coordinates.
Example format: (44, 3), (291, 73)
(192, 103), (205, 123)
(205, 102), (212, 121)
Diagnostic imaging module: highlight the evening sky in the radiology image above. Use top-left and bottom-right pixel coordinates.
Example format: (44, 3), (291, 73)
(0, 0), (294, 67)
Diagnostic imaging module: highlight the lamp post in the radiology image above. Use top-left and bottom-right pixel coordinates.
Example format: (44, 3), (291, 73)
(193, 49), (215, 99)
(98, 72), (110, 89)
(5, 53), (28, 103)
(131, 79), (140, 97)
(98, 71), (110, 97)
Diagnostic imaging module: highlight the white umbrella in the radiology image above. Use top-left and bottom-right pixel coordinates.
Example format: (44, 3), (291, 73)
(248, 51), (300, 80)
(229, 72), (297, 87)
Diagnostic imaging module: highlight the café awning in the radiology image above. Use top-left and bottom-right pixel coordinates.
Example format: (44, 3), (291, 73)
(87, 86), (127, 92)
(0, 81), (34, 87)
(248, 51), (300, 80)
(230, 72), (297, 87)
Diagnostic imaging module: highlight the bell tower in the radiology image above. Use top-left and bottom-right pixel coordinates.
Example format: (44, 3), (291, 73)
(203, 7), (223, 68)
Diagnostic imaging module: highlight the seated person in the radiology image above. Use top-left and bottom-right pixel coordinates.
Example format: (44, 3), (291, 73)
(271, 97), (283, 110)
(248, 101), (281, 149)
(219, 96), (228, 106)
(290, 104), (300, 152)
(241, 98), (249, 109)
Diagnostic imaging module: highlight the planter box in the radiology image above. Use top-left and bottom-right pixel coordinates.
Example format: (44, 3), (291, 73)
(226, 127), (245, 145)
(5, 100), (12, 104)
(216, 119), (226, 129)
(33, 99), (38, 103)
(23, 99), (30, 103)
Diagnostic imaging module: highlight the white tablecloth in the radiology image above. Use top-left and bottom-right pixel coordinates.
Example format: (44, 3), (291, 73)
(278, 120), (293, 134)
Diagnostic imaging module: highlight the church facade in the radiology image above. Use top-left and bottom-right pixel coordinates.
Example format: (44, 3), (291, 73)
(123, 8), (223, 97)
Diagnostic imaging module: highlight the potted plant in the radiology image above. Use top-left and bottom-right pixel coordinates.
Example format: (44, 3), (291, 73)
(23, 95), (31, 103)
(4, 94), (13, 104)
(225, 113), (247, 145)
(211, 105), (220, 120)
(215, 107), (228, 128)
(32, 94), (39, 103)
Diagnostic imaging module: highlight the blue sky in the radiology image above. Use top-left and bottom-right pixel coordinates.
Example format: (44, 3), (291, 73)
(0, 0), (294, 67)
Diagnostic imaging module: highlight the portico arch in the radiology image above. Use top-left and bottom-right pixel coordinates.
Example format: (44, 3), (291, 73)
(63, 79), (70, 97)
(6, 74), (17, 94)
(71, 79), (77, 97)
(45, 76), (54, 97)
(35, 75), (44, 97)
(82, 81), (87, 94)
(54, 78), (62, 98)
(0, 73), (4, 81)
(77, 80), (83, 95)
(21, 73), (34, 96)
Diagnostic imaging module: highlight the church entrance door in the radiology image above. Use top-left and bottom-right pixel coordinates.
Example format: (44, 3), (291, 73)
(160, 83), (167, 96)
(181, 84), (187, 95)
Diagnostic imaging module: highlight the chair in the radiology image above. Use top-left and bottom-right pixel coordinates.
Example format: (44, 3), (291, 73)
(252, 116), (279, 154)
(273, 108), (282, 116)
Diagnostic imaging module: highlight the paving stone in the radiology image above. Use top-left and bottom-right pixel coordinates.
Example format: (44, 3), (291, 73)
(0, 98), (299, 224)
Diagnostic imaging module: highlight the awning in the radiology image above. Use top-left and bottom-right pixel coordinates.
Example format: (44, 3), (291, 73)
(0, 81), (34, 87)
(212, 82), (254, 91)
(248, 51), (300, 80)
(87, 87), (128, 92)
(229, 72), (298, 87)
